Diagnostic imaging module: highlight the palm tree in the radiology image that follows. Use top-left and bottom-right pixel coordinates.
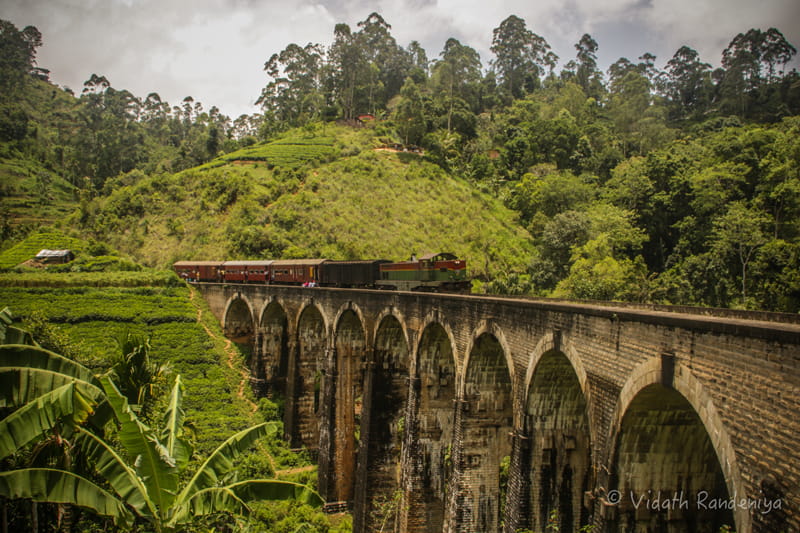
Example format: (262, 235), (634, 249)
(0, 343), (322, 531)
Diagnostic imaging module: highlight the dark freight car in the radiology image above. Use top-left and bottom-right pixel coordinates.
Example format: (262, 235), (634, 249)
(319, 260), (388, 287)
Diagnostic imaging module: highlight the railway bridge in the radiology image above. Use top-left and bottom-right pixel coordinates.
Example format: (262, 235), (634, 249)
(194, 283), (800, 533)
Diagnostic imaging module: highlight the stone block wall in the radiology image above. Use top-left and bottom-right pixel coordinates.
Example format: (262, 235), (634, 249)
(195, 284), (800, 533)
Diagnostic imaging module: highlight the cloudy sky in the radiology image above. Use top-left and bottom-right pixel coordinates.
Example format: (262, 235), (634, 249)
(3, 0), (799, 118)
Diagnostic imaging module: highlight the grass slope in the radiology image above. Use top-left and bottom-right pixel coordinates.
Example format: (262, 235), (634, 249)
(82, 124), (533, 279)
(0, 229), (87, 268)
(0, 280), (250, 450)
(0, 79), (81, 228)
(266, 150), (533, 277)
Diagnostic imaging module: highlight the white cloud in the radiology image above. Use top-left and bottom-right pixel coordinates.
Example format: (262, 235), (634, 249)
(2, 0), (798, 117)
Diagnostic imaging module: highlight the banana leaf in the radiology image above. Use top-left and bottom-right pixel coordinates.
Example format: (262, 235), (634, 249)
(0, 382), (96, 460)
(0, 468), (134, 528)
(75, 428), (155, 518)
(160, 375), (192, 470)
(177, 421), (278, 503)
(168, 480), (322, 528)
(0, 307), (35, 346)
(100, 376), (179, 521)
(0, 344), (102, 407)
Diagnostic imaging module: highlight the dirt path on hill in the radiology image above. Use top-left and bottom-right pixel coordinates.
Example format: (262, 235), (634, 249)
(274, 464), (316, 477)
(189, 287), (257, 413)
(188, 287), (285, 473)
(188, 287), (315, 479)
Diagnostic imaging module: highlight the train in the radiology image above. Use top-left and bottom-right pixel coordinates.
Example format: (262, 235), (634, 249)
(173, 252), (470, 293)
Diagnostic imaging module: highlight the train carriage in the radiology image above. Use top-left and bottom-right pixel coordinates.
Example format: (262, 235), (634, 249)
(222, 260), (273, 283)
(174, 253), (470, 292)
(270, 259), (327, 285)
(173, 261), (223, 282)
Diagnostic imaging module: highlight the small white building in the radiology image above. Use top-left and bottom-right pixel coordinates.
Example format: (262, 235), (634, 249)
(35, 249), (75, 264)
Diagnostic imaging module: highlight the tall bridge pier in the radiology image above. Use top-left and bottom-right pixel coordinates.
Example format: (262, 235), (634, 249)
(195, 283), (800, 533)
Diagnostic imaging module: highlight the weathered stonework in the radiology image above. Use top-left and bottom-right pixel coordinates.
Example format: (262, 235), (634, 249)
(198, 285), (800, 533)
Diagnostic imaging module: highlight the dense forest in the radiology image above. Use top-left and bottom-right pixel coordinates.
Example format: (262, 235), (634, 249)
(2, 14), (800, 311)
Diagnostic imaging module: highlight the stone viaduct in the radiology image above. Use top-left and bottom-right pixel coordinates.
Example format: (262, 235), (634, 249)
(194, 283), (799, 533)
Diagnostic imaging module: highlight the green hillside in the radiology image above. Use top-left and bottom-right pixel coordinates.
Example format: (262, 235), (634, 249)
(0, 146), (77, 227)
(0, 229), (86, 268)
(0, 76), (80, 228)
(77, 125), (534, 280)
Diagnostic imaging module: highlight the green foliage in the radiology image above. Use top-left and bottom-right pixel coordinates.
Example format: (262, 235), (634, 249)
(509, 167), (596, 225)
(0, 270), (179, 287)
(204, 134), (336, 170)
(258, 396), (281, 421)
(0, 333), (323, 531)
(552, 236), (650, 301)
(109, 330), (170, 414)
(2, 16), (800, 324)
(0, 229), (86, 268)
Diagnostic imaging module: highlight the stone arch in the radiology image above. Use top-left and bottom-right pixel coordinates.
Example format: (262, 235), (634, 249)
(523, 332), (590, 402)
(291, 299), (330, 337)
(254, 298), (291, 400)
(522, 332), (593, 533)
(415, 310), (460, 374)
(222, 294), (256, 339)
(288, 302), (329, 449)
(372, 306), (411, 354)
(357, 311), (410, 531)
(605, 356), (744, 532)
(457, 327), (514, 533)
(402, 319), (459, 532)
(332, 302), (369, 345)
(329, 305), (368, 504)
(459, 321), (516, 396)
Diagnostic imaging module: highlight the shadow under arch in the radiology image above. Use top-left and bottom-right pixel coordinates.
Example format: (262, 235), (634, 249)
(605, 357), (745, 532)
(328, 306), (368, 504)
(222, 294), (256, 339)
(399, 319), (459, 532)
(354, 311), (411, 532)
(254, 298), (290, 401)
(522, 332), (593, 533)
(454, 327), (514, 533)
(287, 302), (329, 450)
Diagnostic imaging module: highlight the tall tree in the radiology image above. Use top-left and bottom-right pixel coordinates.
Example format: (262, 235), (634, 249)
(665, 46), (713, 120)
(407, 40), (430, 82)
(327, 23), (369, 120)
(258, 42), (324, 127)
(357, 12), (412, 110)
(0, 20), (41, 97)
(574, 33), (603, 98)
(393, 77), (428, 145)
(490, 15), (557, 99)
(711, 202), (770, 303)
(431, 38), (482, 133)
(718, 28), (797, 116)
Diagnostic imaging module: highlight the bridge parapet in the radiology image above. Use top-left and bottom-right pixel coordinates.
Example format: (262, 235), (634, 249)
(194, 283), (800, 533)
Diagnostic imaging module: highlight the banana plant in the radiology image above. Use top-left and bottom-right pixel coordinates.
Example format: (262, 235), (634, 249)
(0, 343), (323, 531)
(0, 306), (35, 346)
